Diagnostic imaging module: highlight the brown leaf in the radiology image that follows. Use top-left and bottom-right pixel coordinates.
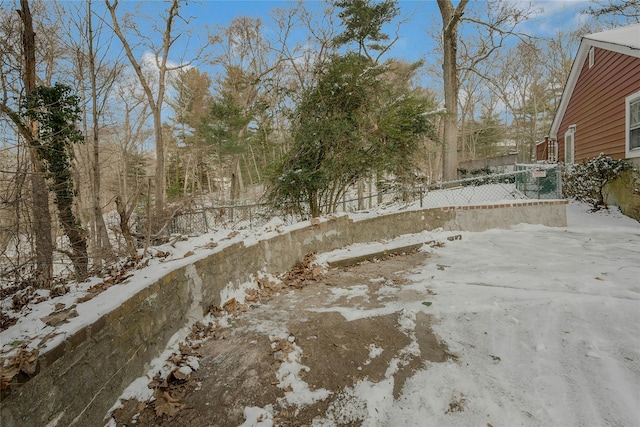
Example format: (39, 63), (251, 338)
(154, 393), (184, 418)
(223, 230), (240, 240)
(50, 284), (69, 298)
(179, 342), (192, 355)
(172, 367), (191, 380)
(0, 311), (17, 332)
(40, 306), (78, 327)
(209, 305), (224, 317)
(75, 294), (94, 303)
(311, 264), (323, 279)
(223, 297), (237, 310)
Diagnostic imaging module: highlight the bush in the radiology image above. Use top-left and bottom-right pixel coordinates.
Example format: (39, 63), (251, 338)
(562, 153), (632, 210)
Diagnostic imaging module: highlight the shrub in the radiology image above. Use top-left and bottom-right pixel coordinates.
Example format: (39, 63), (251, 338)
(562, 153), (632, 210)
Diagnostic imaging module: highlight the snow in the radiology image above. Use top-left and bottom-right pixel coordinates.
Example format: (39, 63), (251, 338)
(240, 405), (274, 427)
(0, 214), (330, 360)
(3, 197), (640, 426)
(274, 340), (332, 407)
(233, 202), (639, 426)
(585, 23), (640, 50)
(348, 182), (528, 220)
(309, 202), (640, 426)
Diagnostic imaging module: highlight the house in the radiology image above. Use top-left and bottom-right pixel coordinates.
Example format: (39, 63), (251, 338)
(536, 23), (640, 167)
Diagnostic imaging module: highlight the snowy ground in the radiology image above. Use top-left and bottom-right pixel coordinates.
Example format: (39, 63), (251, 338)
(3, 198), (639, 426)
(108, 201), (640, 427)
(313, 202), (640, 426)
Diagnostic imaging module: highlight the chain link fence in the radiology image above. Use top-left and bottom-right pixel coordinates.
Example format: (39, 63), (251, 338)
(165, 165), (563, 235)
(0, 164), (564, 283)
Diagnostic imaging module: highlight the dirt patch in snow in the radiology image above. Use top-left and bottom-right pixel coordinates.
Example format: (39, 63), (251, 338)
(111, 250), (455, 426)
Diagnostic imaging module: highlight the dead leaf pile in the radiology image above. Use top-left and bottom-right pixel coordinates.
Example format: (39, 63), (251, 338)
(222, 297), (248, 316)
(280, 253), (324, 289)
(0, 347), (38, 396)
(49, 284), (69, 298)
(270, 336), (295, 363)
(11, 286), (35, 311)
(155, 250), (171, 259)
(245, 275), (285, 304)
(187, 319), (225, 341)
(147, 369), (195, 418)
(76, 262), (135, 304)
(129, 331), (204, 421)
(256, 274), (285, 294)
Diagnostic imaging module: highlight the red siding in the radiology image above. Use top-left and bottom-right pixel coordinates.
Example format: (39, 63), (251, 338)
(557, 48), (640, 162)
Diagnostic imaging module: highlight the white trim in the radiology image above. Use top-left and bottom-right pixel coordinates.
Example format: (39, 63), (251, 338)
(585, 39), (640, 59)
(565, 126), (575, 164)
(589, 47), (595, 68)
(584, 23), (640, 52)
(626, 91), (640, 159)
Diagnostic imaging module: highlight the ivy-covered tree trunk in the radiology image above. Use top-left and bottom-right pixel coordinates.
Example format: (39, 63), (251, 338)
(53, 176), (89, 278)
(23, 84), (89, 280)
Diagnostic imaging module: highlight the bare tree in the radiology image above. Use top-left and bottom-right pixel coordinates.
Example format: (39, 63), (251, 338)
(584, 0), (640, 23)
(434, 0), (533, 180)
(436, 0), (468, 181)
(0, 0), (55, 286)
(105, 0), (197, 231)
(60, 0), (122, 268)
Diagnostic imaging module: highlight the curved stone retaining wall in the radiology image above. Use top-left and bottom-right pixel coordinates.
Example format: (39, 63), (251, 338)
(0, 201), (567, 426)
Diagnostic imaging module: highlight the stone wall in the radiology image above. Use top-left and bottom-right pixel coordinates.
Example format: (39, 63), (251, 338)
(606, 169), (640, 222)
(0, 201), (567, 426)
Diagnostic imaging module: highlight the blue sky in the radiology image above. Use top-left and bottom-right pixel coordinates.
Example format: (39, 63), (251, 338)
(191, 0), (590, 61)
(108, 0), (596, 69)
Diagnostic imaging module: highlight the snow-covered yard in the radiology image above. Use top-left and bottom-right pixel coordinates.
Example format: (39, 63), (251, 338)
(3, 199), (639, 427)
(309, 202), (640, 426)
(110, 201), (639, 426)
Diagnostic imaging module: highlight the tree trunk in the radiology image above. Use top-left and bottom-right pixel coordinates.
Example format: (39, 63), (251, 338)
(19, 0), (54, 287)
(106, 0), (182, 234)
(115, 195), (139, 259)
(55, 186), (89, 279)
(87, 0), (114, 267)
(437, 0), (469, 181)
(152, 112), (165, 227)
(230, 156), (243, 202)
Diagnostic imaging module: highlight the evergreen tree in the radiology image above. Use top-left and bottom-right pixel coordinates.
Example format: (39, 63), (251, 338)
(266, 53), (436, 216)
(333, 0), (400, 60)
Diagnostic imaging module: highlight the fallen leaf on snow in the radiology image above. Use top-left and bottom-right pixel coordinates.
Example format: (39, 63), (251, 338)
(40, 306), (79, 327)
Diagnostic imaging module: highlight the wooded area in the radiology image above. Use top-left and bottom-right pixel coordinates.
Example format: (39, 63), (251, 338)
(0, 0), (637, 287)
